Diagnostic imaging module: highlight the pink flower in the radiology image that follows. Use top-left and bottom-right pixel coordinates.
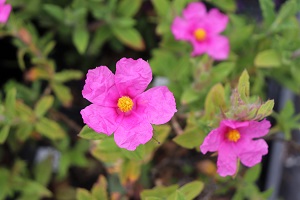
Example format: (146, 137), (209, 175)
(171, 2), (229, 60)
(0, 0), (11, 24)
(80, 58), (177, 151)
(200, 119), (271, 177)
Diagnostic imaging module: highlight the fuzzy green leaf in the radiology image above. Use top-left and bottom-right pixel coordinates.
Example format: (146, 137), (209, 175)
(43, 4), (65, 21)
(259, 0), (276, 27)
(111, 27), (145, 51)
(257, 100), (274, 119)
(36, 117), (66, 140)
(254, 49), (281, 68)
(34, 95), (54, 118)
(73, 27), (90, 54)
(54, 70), (83, 83)
(117, 0), (142, 17)
(237, 70), (250, 102)
(76, 188), (96, 200)
(5, 87), (16, 118)
(0, 125), (10, 144)
(78, 125), (107, 140)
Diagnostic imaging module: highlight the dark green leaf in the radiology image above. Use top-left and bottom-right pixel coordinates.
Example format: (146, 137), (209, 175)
(43, 4), (65, 21)
(244, 164), (262, 183)
(5, 87), (16, 118)
(54, 70), (83, 83)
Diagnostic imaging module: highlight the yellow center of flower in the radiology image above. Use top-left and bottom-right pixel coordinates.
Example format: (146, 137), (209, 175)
(117, 96), (134, 112)
(194, 28), (207, 42)
(226, 129), (241, 142)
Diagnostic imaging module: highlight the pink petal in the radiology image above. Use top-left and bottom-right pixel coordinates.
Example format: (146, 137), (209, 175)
(0, 4), (11, 24)
(82, 66), (119, 107)
(115, 58), (152, 98)
(80, 104), (123, 135)
(191, 39), (208, 56)
(183, 2), (206, 20)
(134, 86), (176, 125)
(200, 126), (224, 154)
(217, 142), (238, 176)
(221, 120), (249, 129)
(0, 0), (6, 5)
(171, 17), (190, 41)
(114, 113), (153, 151)
(207, 35), (230, 60)
(207, 9), (229, 34)
(237, 139), (268, 167)
(238, 119), (271, 139)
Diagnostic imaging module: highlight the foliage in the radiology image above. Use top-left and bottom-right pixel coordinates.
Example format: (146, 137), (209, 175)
(0, 0), (299, 199)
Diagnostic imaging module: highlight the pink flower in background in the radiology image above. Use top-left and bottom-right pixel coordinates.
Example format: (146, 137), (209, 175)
(171, 2), (229, 60)
(0, 0), (11, 24)
(200, 119), (271, 177)
(81, 58), (177, 151)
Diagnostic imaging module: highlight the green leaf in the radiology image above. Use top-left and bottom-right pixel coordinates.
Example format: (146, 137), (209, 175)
(173, 128), (205, 149)
(91, 137), (122, 163)
(119, 159), (141, 185)
(5, 87), (16, 118)
(121, 145), (145, 160)
(111, 27), (145, 51)
(17, 180), (53, 199)
(34, 95), (54, 118)
(244, 164), (262, 183)
(35, 117), (66, 140)
(167, 190), (185, 200)
(254, 49), (281, 68)
(207, 0), (236, 12)
(141, 185), (179, 200)
(181, 87), (200, 105)
(52, 83), (72, 107)
(34, 156), (53, 186)
(78, 125), (107, 140)
(272, 0), (299, 28)
(91, 175), (109, 200)
(259, 0), (276, 27)
(151, 0), (170, 17)
(16, 124), (34, 141)
(237, 70), (250, 102)
(76, 188), (96, 200)
(257, 100), (274, 119)
(0, 125), (10, 144)
(73, 27), (90, 54)
(43, 4), (65, 21)
(88, 26), (111, 54)
(178, 181), (204, 200)
(117, 0), (142, 17)
(54, 70), (83, 83)
(204, 84), (226, 119)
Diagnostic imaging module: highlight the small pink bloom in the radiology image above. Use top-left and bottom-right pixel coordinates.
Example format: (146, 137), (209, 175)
(171, 2), (229, 60)
(81, 58), (177, 151)
(0, 0), (11, 24)
(200, 119), (271, 177)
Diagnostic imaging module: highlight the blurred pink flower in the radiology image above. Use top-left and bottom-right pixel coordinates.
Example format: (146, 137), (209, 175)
(81, 58), (177, 151)
(0, 0), (11, 24)
(200, 119), (270, 177)
(171, 2), (229, 60)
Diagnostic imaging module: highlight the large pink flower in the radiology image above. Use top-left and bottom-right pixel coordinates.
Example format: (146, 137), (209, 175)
(0, 0), (11, 24)
(171, 2), (229, 60)
(200, 119), (271, 177)
(80, 58), (177, 151)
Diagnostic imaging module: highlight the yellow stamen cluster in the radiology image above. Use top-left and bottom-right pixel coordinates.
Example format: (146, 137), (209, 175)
(226, 129), (241, 142)
(117, 96), (134, 112)
(194, 28), (207, 42)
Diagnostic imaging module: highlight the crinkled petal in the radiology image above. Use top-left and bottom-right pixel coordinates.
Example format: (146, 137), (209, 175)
(237, 139), (268, 167)
(115, 58), (152, 98)
(171, 17), (191, 41)
(200, 126), (225, 154)
(217, 142), (238, 176)
(82, 66), (119, 106)
(114, 113), (153, 151)
(238, 119), (271, 139)
(207, 35), (230, 60)
(221, 120), (249, 130)
(80, 104), (122, 135)
(0, 4), (11, 24)
(207, 9), (229, 34)
(0, 0), (5, 4)
(183, 2), (206, 20)
(134, 86), (177, 125)
(191, 39), (208, 57)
